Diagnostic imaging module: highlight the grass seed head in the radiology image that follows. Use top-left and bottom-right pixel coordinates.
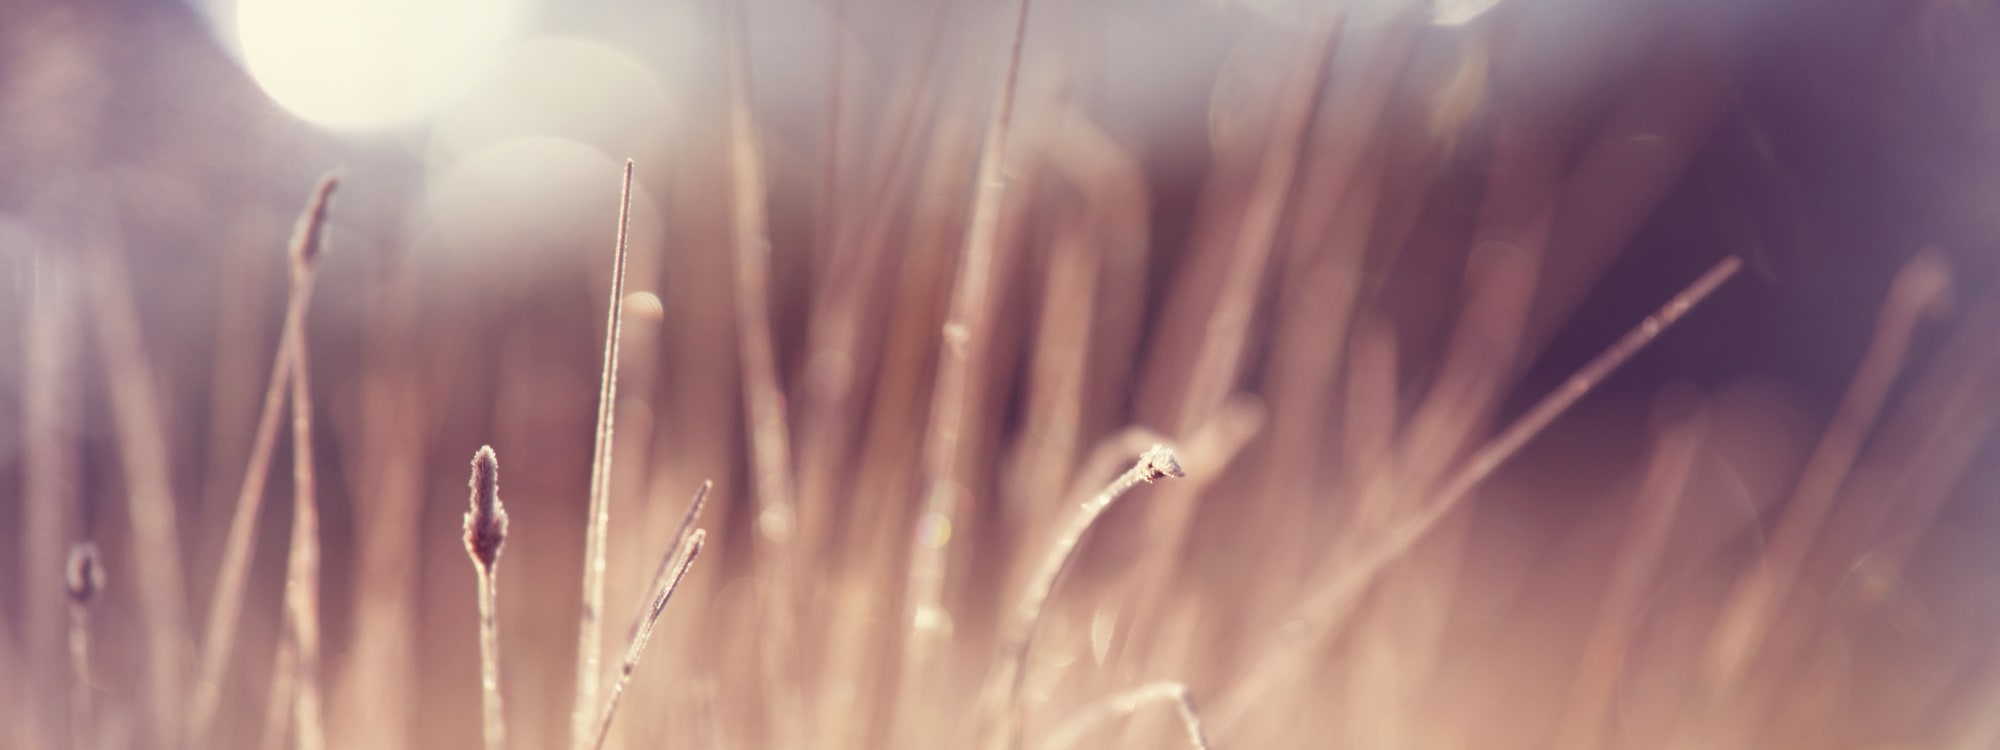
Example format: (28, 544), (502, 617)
(465, 445), (508, 571)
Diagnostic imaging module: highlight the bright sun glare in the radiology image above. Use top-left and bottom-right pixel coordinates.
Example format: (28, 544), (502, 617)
(234, 0), (522, 131)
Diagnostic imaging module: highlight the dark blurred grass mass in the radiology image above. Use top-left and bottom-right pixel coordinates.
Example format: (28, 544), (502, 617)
(5, 0), (2000, 748)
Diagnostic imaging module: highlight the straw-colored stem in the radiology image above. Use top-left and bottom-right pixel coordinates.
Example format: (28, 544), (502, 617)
(621, 482), (710, 652)
(985, 447), (1184, 749)
(66, 601), (92, 750)
(592, 528), (707, 750)
(65, 542), (102, 750)
(1040, 681), (1212, 750)
(900, 0), (1033, 734)
(83, 245), (192, 744)
(572, 160), (636, 750)
(1698, 251), (1952, 694)
(282, 261), (326, 750)
(24, 255), (80, 750)
(1217, 256), (1743, 728)
(1550, 393), (1708, 750)
(1171, 26), (1334, 435)
(189, 174), (337, 748)
(723, 4), (806, 741)
(261, 640), (296, 750)
(475, 571), (504, 750)
(188, 280), (308, 745)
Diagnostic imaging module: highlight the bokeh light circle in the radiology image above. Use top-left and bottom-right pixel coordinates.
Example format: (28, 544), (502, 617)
(233, 0), (523, 131)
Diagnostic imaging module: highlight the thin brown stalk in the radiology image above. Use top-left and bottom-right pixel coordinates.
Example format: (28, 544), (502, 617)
(694, 675), (721, 750)
(723, 4), (806, 741)
(816, 0), (847, 254)
(622, 482), (711, 649)
(984, 447), (1184, 750)
(1171, 26), (1335, 435)
(1005, 211), (1100, 512)
(65, 543), (103, 750)
(281, 198), (330, 750)
(1117, 27), (1337, 669)
(592, 527), (708, 750)
(603, 479), (710, 748)
(261, 640), (296, 750)
(1039, 681), (1212, 750)
(1698, 251), (1953, 694)
(572, 160), (637, 750)
(1551, 392), (1708, 750)
(328, 339), (429, 750)
(464, 446), (509, 750)
(24, 254), (80, 750)
(794, 9), (950, 559)
(189, 172), (338, 749)
(83, 237), (193, 744)
(1216, 256), (1743, 729)
(0, 611), (23, 750)
(900, 0), (1034, 734)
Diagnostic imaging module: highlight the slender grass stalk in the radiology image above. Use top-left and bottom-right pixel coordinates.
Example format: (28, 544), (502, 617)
(65, 543), (103, 750)
(1551, 392), (1708, 750)
(694, 675), (721, 750)
(984, 446), (1184, 750)
(572, 160), (636, 750)
(592, 527), (708, 750)
(83, 233), (193, 745)
(817, 0), (847, 254)
(464, 446), (509, 750)
(1171, 26), (1334, 435)
(281, 181), (333, 750)
(622, 481), (710, 643)
(260, 641), (296, 750)
(1040, 681), (1212, 750)
(795, 11), (949, 569)
(900, 0), (1034, 738)
(0, 612), (22, 750)
(1216, 256), (1743, 729)
(722, 4), (806, 741)
(24, 254), (80, 750)
(189, 172), (338, 749)
(1698, 251), (1952, 694)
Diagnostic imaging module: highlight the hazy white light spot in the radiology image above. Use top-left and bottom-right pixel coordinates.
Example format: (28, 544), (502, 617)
(1428, 0), (1505, 26)
(234, 0), (522, 131)
(414, 136), (661, 273)
(429, 36), (678, 167)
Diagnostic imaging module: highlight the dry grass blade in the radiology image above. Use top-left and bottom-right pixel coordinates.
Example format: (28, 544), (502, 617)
(189, 172), (338, 749)
(1040, 681), (1212, 750)
(1551, 392), (1708, 750)
(723, 3), (806, 741)
(464, 446), (509, 750)
(573, 159), (637, 750)
(1217, 256), (1743, 728)
(280, 186), (333, 750)
(621, 481), (710, 649)
(260, 641), (296, 750)
(83, 234), (193, 744)
(24, 256), (80, 750)
(901, 0), (1035, 735)
(592, 526), (708, 750)
(985, 446), (1185, 750)
(1698, 251), (1953, 694)
(65, 542), (103, 750)
(1171, 25), (1335, 435)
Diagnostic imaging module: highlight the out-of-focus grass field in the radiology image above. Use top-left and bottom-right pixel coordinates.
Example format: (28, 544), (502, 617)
(5, 0), (2000, 748)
